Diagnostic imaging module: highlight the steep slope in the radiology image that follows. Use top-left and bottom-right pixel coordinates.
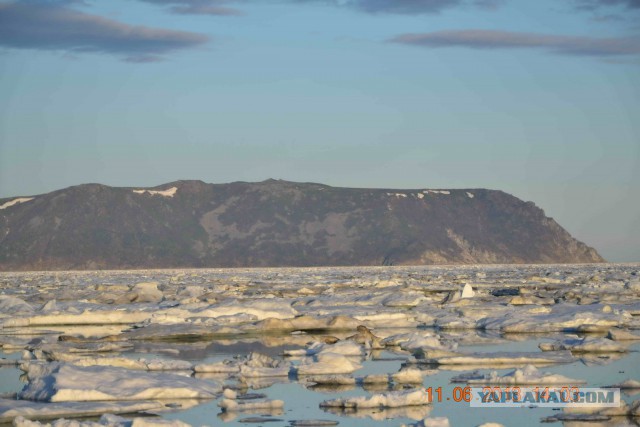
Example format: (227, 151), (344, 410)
(0, 180), (604, 270)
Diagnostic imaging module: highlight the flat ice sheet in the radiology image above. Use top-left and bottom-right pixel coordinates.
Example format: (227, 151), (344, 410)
(18, 363), (221, 402)
(0, 399), (163, 423)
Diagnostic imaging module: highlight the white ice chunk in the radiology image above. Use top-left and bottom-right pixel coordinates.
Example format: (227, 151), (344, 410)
(12, 415), (191, 427)
(320, 388), (429, 409)
(607, 328), (640, 341)
(0, 400), (163, 424)
(284, 341), (363, 357)
(239, 365), (291, 378)
(2, 310), (151, 328)
(352, 312), (416, 328)
(236, 352), (291, 377)
(197, 299), (298, 321)
(450, 364), (585, 385)
(539, 337), (627, 353)
(296, 353), (362, 376)
(49, 356), (193, 372)
(424, 418), (450, 427)
(143, 359), (194, 371)
(508, 295), (555, 305)
(126, 282), (164, 304)
(222, 388), (237, 399)
(542, 399), (640, 422)
(193, 360), (240, 374)
(0, 296), (35, 315)
(382, 292), (426, 308)
(410, 418), (451, 427)
(382, 332), (436, 347)
(308, 368), (424, 386)
(422, 351), (575, 366)
(18, 363), (221, 402)
(391, 369), (425, 384)
(443, 284), (474, 303)
(461, 284), (475, 299)
(477, 304), (627, 333)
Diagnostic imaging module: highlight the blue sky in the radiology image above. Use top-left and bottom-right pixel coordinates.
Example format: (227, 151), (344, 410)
(0, 0), (639, 261)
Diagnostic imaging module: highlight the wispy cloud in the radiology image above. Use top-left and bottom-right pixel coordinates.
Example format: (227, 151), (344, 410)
(0, 1), (209, 62)
(571, 0), (640, 11)
(294, 0), (503, 15)
(389, 29), (640, 58)
(137, 0), (244, 16)
(568, 0), (639, 23)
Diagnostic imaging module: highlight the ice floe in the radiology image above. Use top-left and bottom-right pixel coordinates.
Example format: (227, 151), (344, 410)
(307, 367), (425, 387)
(193, 360), (240, 374)
(412, 350), (576, 366)
(283, 340), (363, 357)
(33, 355), (194, 372)
(402, 418), (451, 427)
(476, 304), (628, 333)
(12, 415), (191, 427)
(450, 364), (585, 385)
(542, 399), (640, 422)
(608, 328), (640, 340)
(320, 388), (430, 409)
(0, 296), (35, 315)
(0, 400), (163, 424)
(538, 337), (628, 353)
(18, 363), (221, 402)
(296, 352), (362, 376)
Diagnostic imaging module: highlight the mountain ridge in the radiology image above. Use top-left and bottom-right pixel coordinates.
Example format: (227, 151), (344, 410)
(0, 180), (605, 271)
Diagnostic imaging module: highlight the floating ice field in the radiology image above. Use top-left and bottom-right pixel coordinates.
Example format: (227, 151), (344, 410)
(1, 264), (639, 426)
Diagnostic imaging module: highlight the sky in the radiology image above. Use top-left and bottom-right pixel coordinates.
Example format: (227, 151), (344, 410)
(0, 0), (639, 262)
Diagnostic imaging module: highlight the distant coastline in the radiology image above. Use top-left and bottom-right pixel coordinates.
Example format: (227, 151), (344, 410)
(0, 180), (604, 271)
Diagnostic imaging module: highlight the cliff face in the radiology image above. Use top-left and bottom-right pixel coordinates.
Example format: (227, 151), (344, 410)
(0, 180), (604, 270)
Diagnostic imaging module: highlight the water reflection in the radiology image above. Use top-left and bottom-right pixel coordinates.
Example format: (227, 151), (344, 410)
(321, 405), (432, 421)
(217, 408), (284, 422)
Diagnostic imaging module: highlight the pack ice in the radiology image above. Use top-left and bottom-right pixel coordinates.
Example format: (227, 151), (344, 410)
(0, 263), (638, 426)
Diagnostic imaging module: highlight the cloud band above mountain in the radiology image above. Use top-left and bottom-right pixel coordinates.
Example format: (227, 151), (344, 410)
(137, 0), (244, 15)
(389, 29), (640, 57)
(0, 1), (210, 62)
(292, 0), (504, 14)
